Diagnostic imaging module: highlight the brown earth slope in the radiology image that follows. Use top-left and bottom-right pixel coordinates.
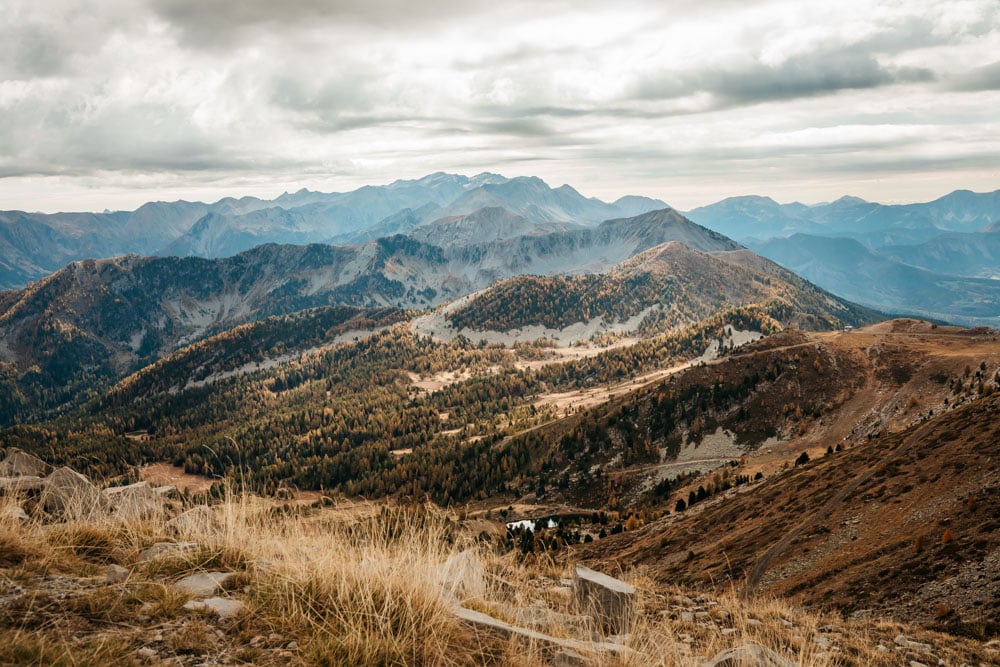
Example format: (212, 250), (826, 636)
(573, 321), (1000, 636)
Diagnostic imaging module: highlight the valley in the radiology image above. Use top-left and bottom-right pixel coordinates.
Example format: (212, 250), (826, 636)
(0, 173), (998, 665)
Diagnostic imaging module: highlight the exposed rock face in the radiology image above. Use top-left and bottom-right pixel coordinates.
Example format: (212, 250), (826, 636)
(39, 467), (109, 517)
(572, 566), (635, 635)
(0, 448), (50, 477)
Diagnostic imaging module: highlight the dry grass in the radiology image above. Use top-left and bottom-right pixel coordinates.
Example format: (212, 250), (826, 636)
(1, 487), (994, 666)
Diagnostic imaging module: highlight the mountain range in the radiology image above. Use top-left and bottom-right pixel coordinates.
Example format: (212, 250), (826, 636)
(0, 206), (877, 424)
(0, 173), (667, 288)
(685, 189), (1000, 325)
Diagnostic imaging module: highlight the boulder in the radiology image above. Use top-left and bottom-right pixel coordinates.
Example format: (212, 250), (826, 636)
(153, 485), (179, 499)
(183, 597), (245, 619)
(166, 505), (222, 537)
(39, 467), (110, 517)
(572, 566), (635, 635)
(708, 643), (796, 667)
(106, 564), (130, 584)
(0, 448), (50, 477)
(453, 605), (628, 658)
(173, 571), (236, 597)
(437, 549), (486, 600)
(103, 481), (164, 520)
(2, 505), (29, 523)
(0, 476), (45, 495)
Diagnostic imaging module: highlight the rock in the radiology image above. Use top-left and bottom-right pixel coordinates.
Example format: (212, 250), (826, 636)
(138, 541), (200, 562)
(166, 506), (222, 537)
(137, 646), (157, 659)
(173, 571), (236, 597)
(572, 566), (635, 635)
(708, 643), (796, 667)
(106, 564), (130, 584)
(103, 481), (164, 520)
(894, 635), (933, 652)
(2, 505), (29, 523)
(747, 619), (762, 628)
(680, 611), (695, 623)
(722, 628), (738, 636)
(554, 648), (592, 666)
(40, 467), (110, 518)
(183, 596), (245, 619)
(153, 485), (179, 499)
(0, 448), (50, 477)
(437, 549), (486, 600)
(0, 476), (45, 494)
(453, 605), (628, 658)
(505, 604), (592, 635)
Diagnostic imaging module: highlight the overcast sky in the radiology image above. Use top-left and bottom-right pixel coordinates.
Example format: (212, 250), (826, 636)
(2, 0), (998, 212)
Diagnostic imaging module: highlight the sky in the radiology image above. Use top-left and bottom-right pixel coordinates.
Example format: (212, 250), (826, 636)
(1, 0), (999, 213)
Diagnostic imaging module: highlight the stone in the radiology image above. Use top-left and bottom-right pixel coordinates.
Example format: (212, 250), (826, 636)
(2, 505), (29, 522)
(453, 605), (628, 658)
(0, 448), (50, 477)
(138, 541), (200, 562)
(137, 647), (157, 659)
(747, 619), (763, 628)
(722, 628), (738, 636)
(103, 481), (164, 520)
(437, 549), (486, 600)
(0, 476), (45, 494)
(894, 635), (933, 653)
(708, 643), (796, 667)
(106, 564), (130, 584)
(173, 571), (236, 597)
(183, 596), (245, 619)
(166, 506), (222, 537)
(680, 612), (695, 622)
(153, 485), (179, 499)
(572, 565), (635, 635)
(554, 648), (592, 667)
(39, 467), (110, 517)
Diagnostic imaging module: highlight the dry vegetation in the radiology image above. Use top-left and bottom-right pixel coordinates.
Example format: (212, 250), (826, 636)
(2, 486), (996, 666)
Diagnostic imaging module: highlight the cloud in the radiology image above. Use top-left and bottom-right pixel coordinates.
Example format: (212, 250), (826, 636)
(634, 48), (934, 108)
(146, 0), (502, 48)
(950, 60), (1000, 91)
(0, 0), (998, 212)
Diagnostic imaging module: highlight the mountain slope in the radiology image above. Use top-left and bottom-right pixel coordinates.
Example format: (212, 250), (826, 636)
(881, 229), (1000, 279)
(747, 234), (1000, 326)
(445, 241), (876, 334)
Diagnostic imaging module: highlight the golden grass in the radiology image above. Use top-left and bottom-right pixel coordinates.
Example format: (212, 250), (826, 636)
(0, 486), (994, 666)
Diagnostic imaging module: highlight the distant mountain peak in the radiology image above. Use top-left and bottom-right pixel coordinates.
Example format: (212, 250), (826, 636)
(830, 195), (870, 206)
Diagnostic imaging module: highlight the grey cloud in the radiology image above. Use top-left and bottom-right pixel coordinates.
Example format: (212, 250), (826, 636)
(635, 49), (934, 107)
(148, 0), (502, 47)
(950, 60), (1000, 91)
